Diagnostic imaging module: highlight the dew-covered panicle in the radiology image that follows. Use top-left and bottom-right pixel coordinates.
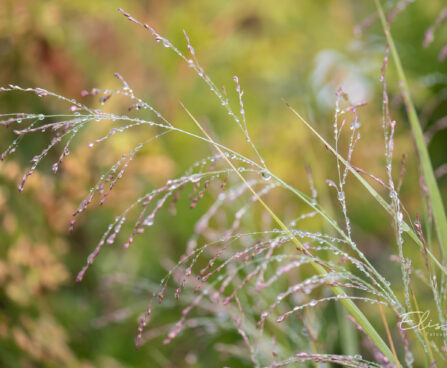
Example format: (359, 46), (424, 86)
(73, 150), (265, 301)
(4, 5), (440, 366)
(331, 88), (365, 239)
(380, 42), (412, 315)
(0, 107), (89, 191)
(18, 118), (88, 192)
(130, 218), (376, 359)
(379, 39), (438, 362)
(118, 8), (267, 170)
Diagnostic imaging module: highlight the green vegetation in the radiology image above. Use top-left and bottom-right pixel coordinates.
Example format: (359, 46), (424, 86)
(1, 1), (447, 367)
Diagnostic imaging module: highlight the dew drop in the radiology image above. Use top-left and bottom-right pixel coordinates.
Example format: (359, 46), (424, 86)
(261, 170), (271, 181)
(350, 122), (361, 130)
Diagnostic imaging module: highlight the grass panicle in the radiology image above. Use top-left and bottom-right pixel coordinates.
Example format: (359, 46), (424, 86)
(2, 3), (447, 367)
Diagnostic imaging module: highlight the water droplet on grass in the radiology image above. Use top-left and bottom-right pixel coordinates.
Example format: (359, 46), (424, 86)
(261, 170), (271, 181)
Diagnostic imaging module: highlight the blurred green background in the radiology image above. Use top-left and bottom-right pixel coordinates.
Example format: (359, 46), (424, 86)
(0, 0), (446, 367)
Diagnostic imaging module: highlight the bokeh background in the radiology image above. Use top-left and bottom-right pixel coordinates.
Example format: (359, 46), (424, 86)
(0, 0), (446, 367)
